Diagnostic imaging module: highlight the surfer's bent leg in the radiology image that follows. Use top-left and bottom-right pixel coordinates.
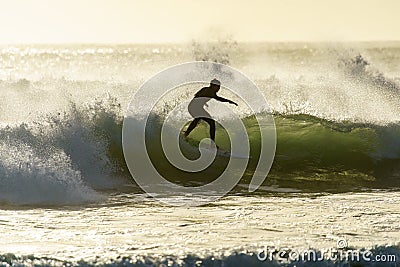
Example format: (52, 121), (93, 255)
(202, 118), (216, 142)
(184, 118), (201, 137)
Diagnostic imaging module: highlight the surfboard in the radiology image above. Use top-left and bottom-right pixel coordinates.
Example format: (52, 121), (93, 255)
(199, 146), (251, 159)
(180, 132), (250, 159)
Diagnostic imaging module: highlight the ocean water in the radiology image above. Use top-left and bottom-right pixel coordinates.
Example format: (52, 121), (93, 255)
(0, 42), (399, 266)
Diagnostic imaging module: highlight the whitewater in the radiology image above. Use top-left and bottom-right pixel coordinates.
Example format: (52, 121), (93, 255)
(0, 42), (399, 266)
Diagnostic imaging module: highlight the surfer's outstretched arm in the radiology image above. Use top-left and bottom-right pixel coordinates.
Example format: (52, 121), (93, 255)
(214, 96), (238, 106)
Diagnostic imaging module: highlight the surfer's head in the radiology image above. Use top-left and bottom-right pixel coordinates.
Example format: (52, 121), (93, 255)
(210, 79), (221, 91)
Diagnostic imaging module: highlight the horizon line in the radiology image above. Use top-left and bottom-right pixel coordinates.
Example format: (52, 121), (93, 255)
(1, 40), (400, 46)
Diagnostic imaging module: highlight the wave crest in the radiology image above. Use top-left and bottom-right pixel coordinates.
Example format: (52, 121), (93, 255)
(0, 97), (125, 205)
(1, 91), (400, 205)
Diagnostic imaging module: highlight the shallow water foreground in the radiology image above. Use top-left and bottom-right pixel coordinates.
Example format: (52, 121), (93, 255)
(0, 191), (399, 266)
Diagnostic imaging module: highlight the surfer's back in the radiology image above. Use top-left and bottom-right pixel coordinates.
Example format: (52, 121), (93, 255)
(194, 87), (216, 98)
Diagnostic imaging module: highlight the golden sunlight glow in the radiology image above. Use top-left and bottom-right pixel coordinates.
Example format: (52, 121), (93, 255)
(0, 0), (399, 43)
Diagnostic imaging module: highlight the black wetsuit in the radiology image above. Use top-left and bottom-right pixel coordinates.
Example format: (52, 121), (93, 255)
(185, 86), (233, 141)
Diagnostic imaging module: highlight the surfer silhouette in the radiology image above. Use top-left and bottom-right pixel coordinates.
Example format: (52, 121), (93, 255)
(183, 79), (238, 144)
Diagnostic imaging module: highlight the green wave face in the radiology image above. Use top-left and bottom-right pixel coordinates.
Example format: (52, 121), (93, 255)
(136, 113), (400, 193)
(264, 115), (400, 192)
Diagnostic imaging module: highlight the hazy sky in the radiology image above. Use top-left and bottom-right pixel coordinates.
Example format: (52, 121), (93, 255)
(0, 0), (399, 43)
